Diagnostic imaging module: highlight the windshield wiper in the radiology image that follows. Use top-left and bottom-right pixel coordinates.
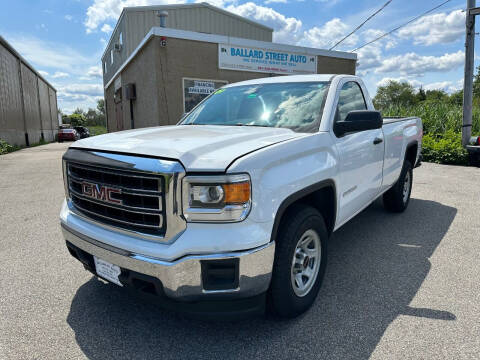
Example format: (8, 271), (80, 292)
(231, 123), (272, 128)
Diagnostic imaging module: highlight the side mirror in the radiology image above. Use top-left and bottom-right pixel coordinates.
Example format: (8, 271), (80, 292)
(334, 110), (383, 137)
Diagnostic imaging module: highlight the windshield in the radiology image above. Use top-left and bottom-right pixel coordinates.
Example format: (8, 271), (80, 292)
(180, 82), (330, 133)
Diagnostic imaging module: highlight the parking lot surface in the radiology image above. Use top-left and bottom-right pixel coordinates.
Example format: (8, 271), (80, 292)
(0, 142), (479, 359)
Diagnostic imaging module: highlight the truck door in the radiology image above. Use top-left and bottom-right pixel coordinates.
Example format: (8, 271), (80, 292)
(334, 81), (384, 226)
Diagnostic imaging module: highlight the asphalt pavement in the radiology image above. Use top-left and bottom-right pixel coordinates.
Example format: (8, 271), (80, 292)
(0, 142), (479, 359)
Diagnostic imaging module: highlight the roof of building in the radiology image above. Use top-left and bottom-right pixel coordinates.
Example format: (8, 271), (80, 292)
(0, 36), (56, 91)
(104, 27), (357, 89)
(102, 2), (274, 60)
(123, 3), (274, 32)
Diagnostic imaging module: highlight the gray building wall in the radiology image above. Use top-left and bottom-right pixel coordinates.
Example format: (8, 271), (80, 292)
(0, 42), (24, 145)
(106, 37), (357, 132)
(102, 3), (273, 85)
(21, 64), (42, 144)
(0, 37), (58, 146)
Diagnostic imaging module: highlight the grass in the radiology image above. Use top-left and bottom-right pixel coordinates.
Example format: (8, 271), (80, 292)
(379, 101), (479, 165)
(0, 138), (50, 155)
(380, 101), (480, 135)
(88, 126), (107, 136)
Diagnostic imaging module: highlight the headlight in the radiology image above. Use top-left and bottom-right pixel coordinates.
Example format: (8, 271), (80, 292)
(182, 174), (251, 222)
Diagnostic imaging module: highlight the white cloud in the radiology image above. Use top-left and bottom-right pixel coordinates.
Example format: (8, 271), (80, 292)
(51, 71), (70, 79)
(58, 83), (103, 97)
(225, 2), (302, 43)
(56, 83), (104, 109)
(38, 70), (49, 77)
(301, 18), (358, 50)
(87, 65), (103, 78)
(6, 35), (92, 73)
(376, 77), (463, 94)
(101, 23), (113, 33)
(423, 79), (463, 93)
(375, 50), (465, 76)
(377, 77), (422, 88)
(85, 0), (184, 33)
(65, 14), (73, 21)
(264, 0), (288, 4)
(398, 9), (464, 46)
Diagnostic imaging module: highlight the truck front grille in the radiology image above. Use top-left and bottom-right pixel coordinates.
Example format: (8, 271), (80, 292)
(67, 162), (166, 235)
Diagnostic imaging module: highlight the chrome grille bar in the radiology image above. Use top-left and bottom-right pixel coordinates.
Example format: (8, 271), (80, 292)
(62, 149), (187, 242)
(67, 161), (165, 235)
(71, 195), (163, 229)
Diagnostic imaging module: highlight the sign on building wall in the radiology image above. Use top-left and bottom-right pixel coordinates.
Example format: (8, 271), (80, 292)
(218, 44), (317, 75)
(183, 78), (228, 113)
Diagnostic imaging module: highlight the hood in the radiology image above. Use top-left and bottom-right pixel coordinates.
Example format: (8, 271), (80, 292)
(71, 125), (303, 171)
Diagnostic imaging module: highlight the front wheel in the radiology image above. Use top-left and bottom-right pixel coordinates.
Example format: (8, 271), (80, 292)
(268, 205), (328, 318)
(383, 160), (413, 212)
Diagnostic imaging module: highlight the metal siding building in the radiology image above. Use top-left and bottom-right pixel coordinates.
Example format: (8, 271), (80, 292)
(102, 3), (357, 133)
(102, 3), (272, 85)
(0, 36), (58, 146)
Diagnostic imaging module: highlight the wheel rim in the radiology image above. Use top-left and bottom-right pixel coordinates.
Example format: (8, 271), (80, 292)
(403, 170), (411, 204)
(290, 229), (321, 297)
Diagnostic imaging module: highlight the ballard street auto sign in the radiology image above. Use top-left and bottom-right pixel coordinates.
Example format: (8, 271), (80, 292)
(218, 44), (317, 75)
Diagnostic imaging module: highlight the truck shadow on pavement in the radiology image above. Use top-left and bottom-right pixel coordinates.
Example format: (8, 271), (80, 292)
(67, 198), (456, 360)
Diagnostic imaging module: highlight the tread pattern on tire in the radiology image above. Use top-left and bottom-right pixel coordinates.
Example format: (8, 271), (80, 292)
(268, 204), (328, 318)
(383, 160), (412, 213)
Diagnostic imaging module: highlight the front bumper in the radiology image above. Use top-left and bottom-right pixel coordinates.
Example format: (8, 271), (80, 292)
(62, 223), (275, 301)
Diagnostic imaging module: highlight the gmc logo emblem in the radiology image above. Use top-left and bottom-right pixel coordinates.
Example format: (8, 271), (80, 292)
(81, 181), (122, 205)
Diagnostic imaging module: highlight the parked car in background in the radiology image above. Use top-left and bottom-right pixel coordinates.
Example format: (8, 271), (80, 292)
(58, 128), (79, 142)
(73, 126), (90, 139)
(60, 74), (422, 318)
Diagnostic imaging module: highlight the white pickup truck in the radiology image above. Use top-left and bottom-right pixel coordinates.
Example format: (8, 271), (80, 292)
(60, 74), (422, 318)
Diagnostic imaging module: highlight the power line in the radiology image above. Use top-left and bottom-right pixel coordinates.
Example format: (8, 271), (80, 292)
(329, 0), (394, 50)
(351, 0), (453, 52)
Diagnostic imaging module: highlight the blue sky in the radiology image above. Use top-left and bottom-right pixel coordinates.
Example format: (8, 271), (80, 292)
(0, 0), (472, 113)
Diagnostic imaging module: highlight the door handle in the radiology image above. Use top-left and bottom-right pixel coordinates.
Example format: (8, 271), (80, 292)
(373, 137), (383, 145)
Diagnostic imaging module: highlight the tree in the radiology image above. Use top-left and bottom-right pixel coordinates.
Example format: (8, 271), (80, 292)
(473, 65), (480, 99)
(68, 113), (87, 127)
(97, 99), (105, 116)
(416, 87), (426, 102)
(373, 80), (418, 109)
(449, 90), (463, 105)
(72, 108), (85, 116)
(425, 89), (448, 101)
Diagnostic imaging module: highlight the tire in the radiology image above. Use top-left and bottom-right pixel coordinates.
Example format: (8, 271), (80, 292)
(268, 204), (328, 318)
(383, 160), (413, 213)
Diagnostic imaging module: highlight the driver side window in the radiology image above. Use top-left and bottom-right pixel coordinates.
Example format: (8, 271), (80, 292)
(336, 82), (367, 123)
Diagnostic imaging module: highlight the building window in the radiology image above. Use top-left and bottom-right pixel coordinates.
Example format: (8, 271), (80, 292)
(183, 78), (228, 113)
(110, 49), (114, 64)
(119, 32), (123, 46)
(103, 61), (107, 74)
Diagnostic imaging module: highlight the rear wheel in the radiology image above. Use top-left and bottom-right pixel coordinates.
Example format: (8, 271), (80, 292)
(383, 160), (413, 212)
(268, 205), (328, 318)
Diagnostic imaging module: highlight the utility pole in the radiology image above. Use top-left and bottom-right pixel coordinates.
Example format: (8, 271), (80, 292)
(463, 0), (476, 146)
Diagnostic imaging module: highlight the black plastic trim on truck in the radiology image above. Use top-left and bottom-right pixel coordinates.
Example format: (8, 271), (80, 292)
(270, 179), (337, 242)
(405, 141), (420, 167)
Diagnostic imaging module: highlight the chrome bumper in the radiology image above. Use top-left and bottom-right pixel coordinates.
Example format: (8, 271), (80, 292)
(62, 224), (275, 301)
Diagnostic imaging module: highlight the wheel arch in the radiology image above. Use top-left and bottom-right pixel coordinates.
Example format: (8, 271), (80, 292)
(270, 179), (337, 242)
(405, 141), (419, 167)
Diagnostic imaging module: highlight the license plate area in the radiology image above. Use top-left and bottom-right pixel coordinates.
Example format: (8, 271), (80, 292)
(94, 256), (123, 287)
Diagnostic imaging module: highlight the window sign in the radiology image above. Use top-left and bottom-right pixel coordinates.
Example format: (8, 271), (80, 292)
(183, 78), (228, 113)
(218, 44), (317, 75)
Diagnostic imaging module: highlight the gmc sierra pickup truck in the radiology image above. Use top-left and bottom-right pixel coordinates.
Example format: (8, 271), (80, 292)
(60, 74), (422, 318)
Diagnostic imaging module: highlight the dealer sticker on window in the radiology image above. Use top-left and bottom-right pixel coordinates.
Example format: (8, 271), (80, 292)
(94, 256), (123, 287)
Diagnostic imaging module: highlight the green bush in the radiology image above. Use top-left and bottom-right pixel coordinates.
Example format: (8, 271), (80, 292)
(88, 126), (107, 136)
(422, 130), (469, 165)
(0, 140), (20, 155)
